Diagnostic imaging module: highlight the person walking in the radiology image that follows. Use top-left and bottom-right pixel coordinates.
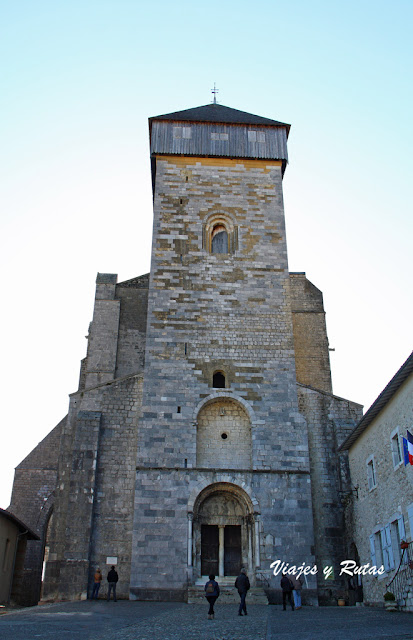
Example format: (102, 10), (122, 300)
(107, 566), (119, 601)
(204, 574), (220, 619)
(91, 567), (102, 599)
(289, 573), (303, 609)
(280, 573), (295, 611)
(235, 567), (250, 616)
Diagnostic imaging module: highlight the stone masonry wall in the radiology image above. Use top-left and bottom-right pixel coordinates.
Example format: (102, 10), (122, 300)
(43, 374), (143, 600)
(84, 274), (120, 389)
(114, 275), (149, 379)
(137, 156), (309, 473)
(43, 410), (102, 599)
(130, 468), (317, 602)
(297, 385), (362, 604)
(290, 273), (332, 393)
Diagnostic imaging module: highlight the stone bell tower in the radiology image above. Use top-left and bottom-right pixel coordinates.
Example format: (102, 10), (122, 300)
(10, 101), (362, 606)
(129, 103), (318, 601)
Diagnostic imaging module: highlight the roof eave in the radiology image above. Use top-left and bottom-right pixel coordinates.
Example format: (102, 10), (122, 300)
(338, 351), (413, 452)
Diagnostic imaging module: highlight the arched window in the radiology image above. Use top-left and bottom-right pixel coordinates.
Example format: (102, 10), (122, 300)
(213, 371), (226, 388)
(203, 214), (238, 255)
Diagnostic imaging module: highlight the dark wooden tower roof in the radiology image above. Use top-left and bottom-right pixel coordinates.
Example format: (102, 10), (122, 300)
(149, 103), (290, 173)
(149, 103), (290, 133)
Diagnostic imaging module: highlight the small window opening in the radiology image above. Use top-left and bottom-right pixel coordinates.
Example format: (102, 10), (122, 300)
(213, 371), (226, 388)
(180, 198), (183, 204)
(391, 432), (402, 467)
(177, 406), (181, 414)
(221, 433), (228, 440)
(184, 343), (187, 355)
(184, 458), (188, 468)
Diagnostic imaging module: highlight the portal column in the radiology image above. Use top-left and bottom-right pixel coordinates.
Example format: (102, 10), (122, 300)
(218, 525), (225, 577)
(248, 520), (253, 575)
(254, 514), (261, 568)
(187, 513), (193, 567)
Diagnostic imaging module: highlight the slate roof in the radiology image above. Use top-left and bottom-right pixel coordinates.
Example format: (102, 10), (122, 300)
(149, 103), (290, 132)
(0, 508), (40, 540)
(338, 351), (413, 451)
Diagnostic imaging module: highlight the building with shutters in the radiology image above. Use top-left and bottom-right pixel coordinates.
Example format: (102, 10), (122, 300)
(339, 351), (413, 608)
(8, 102), (363, 605)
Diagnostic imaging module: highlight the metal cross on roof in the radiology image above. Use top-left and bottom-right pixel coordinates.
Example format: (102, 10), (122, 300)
(211, 83), (219, 104)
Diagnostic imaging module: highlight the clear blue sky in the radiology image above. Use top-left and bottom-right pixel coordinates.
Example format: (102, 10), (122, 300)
(1, 0), (412, 507)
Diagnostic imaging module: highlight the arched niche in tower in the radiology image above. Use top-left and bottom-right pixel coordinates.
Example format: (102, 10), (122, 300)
(196, 397), (252, 469)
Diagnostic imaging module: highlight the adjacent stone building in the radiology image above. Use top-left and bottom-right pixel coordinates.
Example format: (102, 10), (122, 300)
(339, 351), (413, 610)
(8, 102), (363, 606)
(0, 508), (39, 605)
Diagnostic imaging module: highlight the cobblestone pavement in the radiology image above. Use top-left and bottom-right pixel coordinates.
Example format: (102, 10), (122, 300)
(1, 601), (412, 640)
(267, 605), (413, 640)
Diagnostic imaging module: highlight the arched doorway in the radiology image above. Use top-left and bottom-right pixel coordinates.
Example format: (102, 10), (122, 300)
(40, 511), (53, 599)
(191, 483), (258, 581)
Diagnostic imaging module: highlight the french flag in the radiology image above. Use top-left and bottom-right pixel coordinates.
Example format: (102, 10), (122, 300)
(407, 430), (413, 465)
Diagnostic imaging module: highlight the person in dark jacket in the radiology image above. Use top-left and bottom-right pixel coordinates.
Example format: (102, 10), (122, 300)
(204, 574), (220, 619)
(280, 573), (295, 610)
(107, 566), (119, 601)
(235, 567), (250, 616)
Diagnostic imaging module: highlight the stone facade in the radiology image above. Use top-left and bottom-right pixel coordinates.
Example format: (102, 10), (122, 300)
(8, 419), (63, 604)
(340, 352), (413, 609)
(9, 102), (362, 605)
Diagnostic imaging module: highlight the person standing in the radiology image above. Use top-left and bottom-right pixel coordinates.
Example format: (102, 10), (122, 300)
(107, 565), (119, 601)
(91, 567), (102, 599)
(204, 574), (220, 619)
(235, 567), (250, 616)
(280, 573), (295, 610)
(289, 573), (303, 609)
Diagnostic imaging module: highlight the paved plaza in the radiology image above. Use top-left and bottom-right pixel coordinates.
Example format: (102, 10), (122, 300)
(0, 601), (412, 640)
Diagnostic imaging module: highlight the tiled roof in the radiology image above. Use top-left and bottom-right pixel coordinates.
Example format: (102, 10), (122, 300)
(149, 103), (290, 130)
(0, 508), (40, 539)
(338, 351), (413, 451)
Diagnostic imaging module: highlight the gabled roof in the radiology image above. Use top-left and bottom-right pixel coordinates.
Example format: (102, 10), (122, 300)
(149, 103), (290, 132)
(0, 508), (40, 540)
(339, 351), (413, 451)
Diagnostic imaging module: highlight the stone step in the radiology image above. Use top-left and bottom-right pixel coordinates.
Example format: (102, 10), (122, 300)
(187, 586), (268, 605)
(195, 576), (238, 587)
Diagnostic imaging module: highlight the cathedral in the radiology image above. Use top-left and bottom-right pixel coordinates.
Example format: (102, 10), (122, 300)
(9, 102), (363, 606)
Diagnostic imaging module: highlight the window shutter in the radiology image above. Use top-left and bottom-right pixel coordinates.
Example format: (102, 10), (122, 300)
(385, 524), (395, 570)
(380, 528), (390, 571)
(369, 534), (377, 567)
(398, 515), (408, 565)
(407, 504), (413, 542)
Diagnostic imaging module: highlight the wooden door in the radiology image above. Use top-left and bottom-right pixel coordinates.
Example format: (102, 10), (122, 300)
(224, 525), (241, 575)
(201, 525), (219, 576)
